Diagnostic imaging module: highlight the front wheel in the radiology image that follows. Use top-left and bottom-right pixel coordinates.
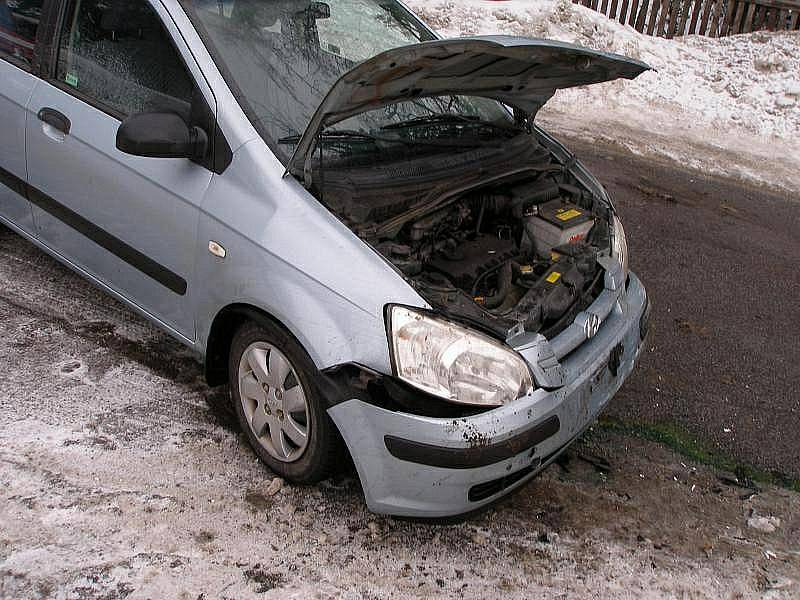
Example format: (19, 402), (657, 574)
(229, 320), (339, 483)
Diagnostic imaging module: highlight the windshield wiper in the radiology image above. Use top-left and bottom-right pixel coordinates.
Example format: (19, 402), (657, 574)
(380, 114), (522, 134)
(279, 128), (482, 150)
(278, 130), (378, 145)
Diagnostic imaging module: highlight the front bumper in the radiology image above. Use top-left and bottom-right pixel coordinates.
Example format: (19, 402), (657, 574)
(329, 272), (649, 518)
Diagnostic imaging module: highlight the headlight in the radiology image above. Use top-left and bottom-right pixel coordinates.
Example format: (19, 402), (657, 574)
(611, 214), (629, 279)
(388, 306), (533, 407)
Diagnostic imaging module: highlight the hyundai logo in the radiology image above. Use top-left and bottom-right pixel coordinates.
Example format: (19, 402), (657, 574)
(584, 313), (601, 339)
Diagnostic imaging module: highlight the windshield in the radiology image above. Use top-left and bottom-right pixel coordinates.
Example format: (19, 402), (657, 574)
(182, 0), (516, 163)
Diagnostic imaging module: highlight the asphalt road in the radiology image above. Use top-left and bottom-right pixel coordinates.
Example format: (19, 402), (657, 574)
(0, 141), (797, 482)
(567, 138), (800, 479)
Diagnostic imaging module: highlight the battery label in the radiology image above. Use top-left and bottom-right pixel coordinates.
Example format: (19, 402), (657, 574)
(546, 272), (562, 284)
(556, 209), (583, 221)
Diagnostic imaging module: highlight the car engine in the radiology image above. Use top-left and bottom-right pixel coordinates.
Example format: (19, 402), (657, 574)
(312, 136), (611, 339)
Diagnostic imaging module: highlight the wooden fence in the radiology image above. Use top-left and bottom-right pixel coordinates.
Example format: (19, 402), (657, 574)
(572, 0), (800, 37)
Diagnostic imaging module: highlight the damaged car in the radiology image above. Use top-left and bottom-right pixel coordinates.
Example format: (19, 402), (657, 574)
(0, 0), (651, 517)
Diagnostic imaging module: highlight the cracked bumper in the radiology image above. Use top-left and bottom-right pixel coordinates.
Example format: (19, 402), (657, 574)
(329, 273), (648, 518)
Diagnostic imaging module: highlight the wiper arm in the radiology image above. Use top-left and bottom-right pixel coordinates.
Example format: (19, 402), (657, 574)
(380, 114), (479, 130)
(278, 130), (378, 145)
(280, 129), (481, 150)
(380, 114), (522, 133)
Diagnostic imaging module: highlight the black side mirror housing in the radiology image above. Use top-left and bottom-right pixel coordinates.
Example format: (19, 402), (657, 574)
(309, 2), (331, 19)
(116, 112), (208, 160)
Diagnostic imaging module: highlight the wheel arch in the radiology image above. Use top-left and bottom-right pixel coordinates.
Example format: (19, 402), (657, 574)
(204, 303), (305, 387)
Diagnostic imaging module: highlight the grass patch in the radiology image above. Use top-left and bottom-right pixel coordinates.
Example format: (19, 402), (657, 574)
(595, 417), (800, 493)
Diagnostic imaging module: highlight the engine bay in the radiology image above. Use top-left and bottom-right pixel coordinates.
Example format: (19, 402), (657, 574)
(311, 135), (612, 339)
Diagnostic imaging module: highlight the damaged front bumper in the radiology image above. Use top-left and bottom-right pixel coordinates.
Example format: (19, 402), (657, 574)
(329, 273), (649, 518)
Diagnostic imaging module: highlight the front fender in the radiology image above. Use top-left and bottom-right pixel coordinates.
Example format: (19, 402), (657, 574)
(193, 139), (428, 373)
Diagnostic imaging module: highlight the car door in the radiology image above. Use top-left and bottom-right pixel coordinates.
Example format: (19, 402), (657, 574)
(0, 0), (43, 235)
(25, 0), (217, 341)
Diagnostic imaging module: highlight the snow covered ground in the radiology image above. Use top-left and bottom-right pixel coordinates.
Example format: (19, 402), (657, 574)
(405, 0), (800, 193)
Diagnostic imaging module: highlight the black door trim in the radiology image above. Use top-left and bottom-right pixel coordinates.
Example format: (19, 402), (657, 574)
(0, 165), (27, 198)
(0, 165), (188, 296)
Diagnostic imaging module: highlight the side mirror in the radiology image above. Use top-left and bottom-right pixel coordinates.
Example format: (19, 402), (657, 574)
(116, 112), (208, 160)
(308, 2), (331, 19)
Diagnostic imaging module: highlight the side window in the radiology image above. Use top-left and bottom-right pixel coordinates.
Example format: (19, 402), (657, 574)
(0, 0), (43, 68)
(56, 0), (194, 119)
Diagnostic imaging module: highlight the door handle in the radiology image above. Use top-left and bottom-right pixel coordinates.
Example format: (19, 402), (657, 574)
(37, 108), (71, 135)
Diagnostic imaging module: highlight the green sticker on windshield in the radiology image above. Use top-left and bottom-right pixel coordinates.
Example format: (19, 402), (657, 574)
(65, 72), (78, 87)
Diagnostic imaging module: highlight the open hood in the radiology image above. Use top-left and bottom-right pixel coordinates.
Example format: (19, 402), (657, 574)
(287, 35), (650, 177)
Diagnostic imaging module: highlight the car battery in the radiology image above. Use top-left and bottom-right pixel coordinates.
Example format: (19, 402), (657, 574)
(524, 200), (595, 258)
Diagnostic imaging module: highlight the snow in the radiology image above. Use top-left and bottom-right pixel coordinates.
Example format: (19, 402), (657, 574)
(404, 0), (800, 192)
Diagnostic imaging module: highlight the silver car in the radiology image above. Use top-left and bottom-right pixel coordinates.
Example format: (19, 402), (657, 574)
(0, 0), (651, 517)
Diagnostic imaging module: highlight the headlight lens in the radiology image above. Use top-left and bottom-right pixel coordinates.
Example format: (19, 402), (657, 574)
(611, 214), (629, 279)
(388, 306), (533, 407)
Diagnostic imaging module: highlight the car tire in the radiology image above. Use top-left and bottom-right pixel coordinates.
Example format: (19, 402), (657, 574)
(229, 320), (339, 484)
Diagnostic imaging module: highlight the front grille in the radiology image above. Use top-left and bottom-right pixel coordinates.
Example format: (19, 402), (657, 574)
(540, 267), (606, 341)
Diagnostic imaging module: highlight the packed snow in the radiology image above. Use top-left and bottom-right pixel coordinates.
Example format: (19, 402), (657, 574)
(405, 0), (800, 192)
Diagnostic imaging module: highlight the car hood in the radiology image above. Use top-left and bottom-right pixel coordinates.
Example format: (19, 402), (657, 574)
(287, 35), (650, 177)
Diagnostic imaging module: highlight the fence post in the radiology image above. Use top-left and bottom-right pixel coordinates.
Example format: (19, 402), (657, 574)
(574, 0), (800, 36)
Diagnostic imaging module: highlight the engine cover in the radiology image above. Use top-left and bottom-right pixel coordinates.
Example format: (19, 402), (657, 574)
(428, 235), (517, 291)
